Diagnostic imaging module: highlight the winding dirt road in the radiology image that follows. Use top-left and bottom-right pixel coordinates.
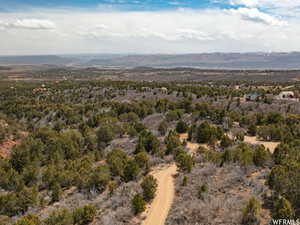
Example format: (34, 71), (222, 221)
(141, 132), (279, 225)
(141, 164), (177, 225)
(141, 134), (200, 225)
(243, 136), (279, 153)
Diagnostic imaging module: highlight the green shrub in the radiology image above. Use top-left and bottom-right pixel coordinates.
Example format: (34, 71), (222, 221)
(73, 205), (97, 225)
(197, 184), (208, 199)
(123, 160), (140, 182)
(272, 197), (294, 220)
(132, 194), (146, 215)
(44, 208), (73, 225)
(158, 120), (168, 136)
(176, 120), (188, 134)
(176, 152), (194, 173)
(107, 148), (128, 177)
(141, 175), (158, 202)
(253, 145), (271, 167)
(182, 176), (189, 186)
(87, 165), (111, 192)
(14, 214), (41, 225)
(242, 197), (261, 225)
(51, 182), (62, 203)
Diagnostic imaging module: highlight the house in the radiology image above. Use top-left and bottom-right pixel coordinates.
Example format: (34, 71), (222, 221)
(234, 85), (240, 90)
(141, 87), (151, 92)
(160, 87), (168, 94)
(244, 93), (262, 101)
(278, 91), (294, 99)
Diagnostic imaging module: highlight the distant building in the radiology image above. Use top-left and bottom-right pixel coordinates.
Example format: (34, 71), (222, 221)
(160, 87), (168, 94)
(141, 87), (151, 92)
(276, 91), (298, 101)
(244, 93), (262, 101)
(234, 85), (240, 90)
(278, 91), (294, 99)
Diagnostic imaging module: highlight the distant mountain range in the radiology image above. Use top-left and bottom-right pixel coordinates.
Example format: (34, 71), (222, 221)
(1, 52), (300, 69)
(0, 55), (75, 65)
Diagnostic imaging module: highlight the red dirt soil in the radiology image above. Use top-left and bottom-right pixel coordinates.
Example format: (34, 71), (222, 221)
(0, 138), (20, 159)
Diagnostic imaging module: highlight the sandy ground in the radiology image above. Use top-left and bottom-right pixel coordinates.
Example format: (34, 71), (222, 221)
(243, 136), (279, 154)
(0, 132), (28, 159)
(227, 133), (279, 154)
(179, 133), (207, 154)
(141, 164), (177, 225)
(0, 138), (20, 159)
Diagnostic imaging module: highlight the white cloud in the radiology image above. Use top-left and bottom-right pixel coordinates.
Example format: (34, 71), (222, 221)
(0, 19), (56, 30)
(0, 8), (299, 55)
(176, 29), (214, 41)
(168, 1), (184, 6)
(223, 0), (300, 8)
(229, 0), (258, 7)
(228, 7), (287, 26)
(11, 19), (56, 29)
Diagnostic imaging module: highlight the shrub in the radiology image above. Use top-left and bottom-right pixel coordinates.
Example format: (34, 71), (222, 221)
(176, 120), (188, 134)
(51, 182), (62, 203)
(253, 145), (271, 167)
(73, 205), (97, 225)
(97, 126), (114, 147)
(87, 165), (111, 192)
(165, 130), (182, 155)
(182, 176), (189, 186)
(242, 197), (261, 225)
(44, 208), (73, 225)
(134, 152), (149, 169)
(176, 152), (194, 173)
(123, 160), (140, 182)
(272, 197), (294, 220)
(141, 175), (158, 202)
(14, 214), (41, 225)
(248, 124), (257, 136)
(136, 131), (160, 154)
(108, 180), (117, 196)
(158, 120), (168, 136)
(220, 135), (232, 148)
(107, 148), (128, 177)
(197, 183), (208, 199)
(132, 194), (146, 215)
(196, 122), (223, 144)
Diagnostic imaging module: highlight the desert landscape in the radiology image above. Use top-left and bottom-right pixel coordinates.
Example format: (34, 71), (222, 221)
(1, 0), (300, 224)
(0, 69), (299, 224)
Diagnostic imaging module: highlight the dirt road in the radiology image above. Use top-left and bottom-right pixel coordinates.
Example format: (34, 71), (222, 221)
(141, 134), (206, 225)
(243, 136), (279, 153)
(227, 133), (279, 153)
(179, 133), (206, 154)
(141, 164), (177, 225)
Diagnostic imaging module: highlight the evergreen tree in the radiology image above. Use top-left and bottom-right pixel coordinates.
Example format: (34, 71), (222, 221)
(158, 120), (168, 136)
(273, 197), (294, 220)
(242, 197), (261, 225)
(141, 175), (158, 202)
(176, 120), (188, 134)
(132, 194), (146, 215)
(51, 182), (62, 203)
(123, 160), (140, 182)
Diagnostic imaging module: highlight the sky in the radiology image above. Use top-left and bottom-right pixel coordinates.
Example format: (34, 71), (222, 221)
(1, 0), (300, 55)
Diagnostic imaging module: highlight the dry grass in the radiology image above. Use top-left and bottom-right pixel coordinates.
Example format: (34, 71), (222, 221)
(166, 163), (272, 225)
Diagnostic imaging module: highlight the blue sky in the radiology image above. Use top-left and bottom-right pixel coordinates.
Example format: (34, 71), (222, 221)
(0, 0), (300, 55)
(0, 0), (229, 11)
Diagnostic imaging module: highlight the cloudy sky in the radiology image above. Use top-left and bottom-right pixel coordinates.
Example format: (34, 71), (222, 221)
(1, 0), (300, 55)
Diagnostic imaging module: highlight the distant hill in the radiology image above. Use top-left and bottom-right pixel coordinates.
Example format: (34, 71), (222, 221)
(1, 52), (300, 69)
(86, 52), (300, 69)
(0, 55), (75, 65)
